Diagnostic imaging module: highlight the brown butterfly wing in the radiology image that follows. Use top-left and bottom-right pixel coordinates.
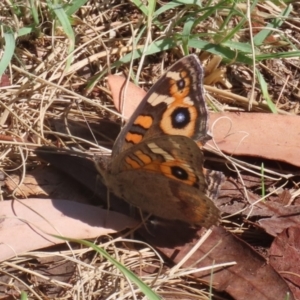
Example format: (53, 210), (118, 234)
(104, 136), (219, 228)
(96, 55), (221, 228)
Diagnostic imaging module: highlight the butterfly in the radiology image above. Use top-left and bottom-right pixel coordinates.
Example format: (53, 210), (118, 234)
(96, 54), (222, 228)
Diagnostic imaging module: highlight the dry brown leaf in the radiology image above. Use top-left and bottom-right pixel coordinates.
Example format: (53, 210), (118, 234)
(0, 74), (10, 87)
(0, 199), (137, 262)
(107, 74), (146, 119)
(209, 112), (300, 167)
(269, 226), (300, 299)
(258, 204), (300, 236)
(215, 175), (299, 222)
(108, 75), (300, 167)
(142, 225), (294, 300)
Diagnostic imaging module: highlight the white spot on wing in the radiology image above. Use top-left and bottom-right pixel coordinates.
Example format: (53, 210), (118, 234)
(183, 96), (194, 105)
(148, 142), (174, 160)
(148, 92), (174, 106)
(166, 71), (181, 81)
(168, 139), (181, 149)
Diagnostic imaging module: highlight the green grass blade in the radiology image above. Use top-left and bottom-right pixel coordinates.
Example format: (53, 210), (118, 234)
(182, 16), (194, 54)
(220, 0), (259, 43)
(256, 51), (300, 60)
(218, 1), (239, 32)
(51, 4), (75, 71)
(54, 236), (161, 299)
(222, 41), (253, 53)
(114, 38), (178, 67)
(170, 0), (201, 4)
(131, 0), (149, 16)
(154, 2), (185, 17)
(0, 30), (15, 77)
(147, 0), (156, 16)
(188, 38), (253, 64)
(253, 4), (292, 46)
(7, 1), (21, 16)
(154, 0), (202, 17)
(112, 37), (254, 70)
(17, 25), (35, 37)
(65, 0), (90, 16)
(29, 0), (39, 25)
(20, 291), (28, 300)
(132, 0), (163, 29)
(256, 69), (277, 113)
(193, 1), (227, 29)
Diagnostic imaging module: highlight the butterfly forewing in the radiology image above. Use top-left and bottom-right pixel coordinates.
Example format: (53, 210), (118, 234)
(112, 54), (210, 158)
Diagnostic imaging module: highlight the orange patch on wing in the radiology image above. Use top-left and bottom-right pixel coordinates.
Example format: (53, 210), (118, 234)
(134, 150), (152, 165)
(169, 81), (189, 99)
(143, 159), (161, 172)
(125, 132), (143, 144)
(133, 115), (153, 129)
(159, 164), (173, 176)
(169, 71), (190, 99)
(125, 156), (141, 169)
(125, 153), (161, 171)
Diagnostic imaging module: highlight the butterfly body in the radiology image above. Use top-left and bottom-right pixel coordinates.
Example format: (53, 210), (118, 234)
(97, 54), (222, 228)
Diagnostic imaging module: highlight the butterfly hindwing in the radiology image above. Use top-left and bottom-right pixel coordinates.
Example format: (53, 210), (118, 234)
(104, 135), (219, 228)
